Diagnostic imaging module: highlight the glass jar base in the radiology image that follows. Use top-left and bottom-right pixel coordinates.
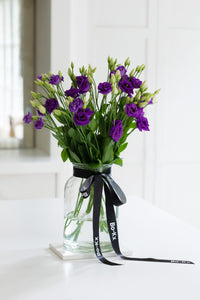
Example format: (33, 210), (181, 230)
(63, 240), (113, 254)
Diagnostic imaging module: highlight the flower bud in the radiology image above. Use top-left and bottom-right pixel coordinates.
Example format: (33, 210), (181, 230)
(115, 70), (121, 81)
(129, 68), (135, 77)
(38, 105), (46, 114)
(31, 91), (38, 99)
(140, 81), (148, 93)
(71, 61), (74, 69)
(138, 101), (148, 108)
(88, 75), (93, 84)
(140, 64), (145, 72)
(135, 65), (140, 73)
(141, 93), (152, 101)
(32, 116), (39, 121)
(54, 109), (62, 116)
(107, 56), (111, 64)
(67, 96), (73, 102)
(110, 58), (114, 70)
(126, 96), (133, 103)
(153, 89), (161, 95)
(134, 90), (141, 102)
(68, 68), (72, 77)
(125, 57), (130, 67)
(110, 73), (116, 84)
(83, 96), (87, 109)
(58, 70), (63, 79)
(112, 86), (118, 95)
(35, 79), (44, 87)
(30, 99), (41, 108)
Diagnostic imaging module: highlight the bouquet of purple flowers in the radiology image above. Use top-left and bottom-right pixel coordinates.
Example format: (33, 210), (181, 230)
(23, 57), (159, 168)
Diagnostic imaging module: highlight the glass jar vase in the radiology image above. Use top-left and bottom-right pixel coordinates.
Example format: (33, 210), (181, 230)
(63, 164), (116, 254)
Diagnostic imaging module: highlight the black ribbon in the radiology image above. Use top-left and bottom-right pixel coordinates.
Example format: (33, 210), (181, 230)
(73, 166), (194, 266)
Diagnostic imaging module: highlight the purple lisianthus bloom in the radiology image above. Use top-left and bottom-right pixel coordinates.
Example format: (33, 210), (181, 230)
(85, 108), (94, 116)
(23, 112), (32, 124)
(45, 98), (58, 114)
(65, 86), (79, 98)
(125, 103), (138, 118)
(118, 77), (134, 97)
(137, 116), (150, 132)
(98, 82), (112, 94)
(110, 119), (123, 142)
(109, 65), (127, 78)
(76, 76), (90, 94)
(34, 117), (44, 130)
(74, 108), (93, 126)
(125, 103), (144, 118)
(49, 75), (64, 85)
(69, 98), (83, 113)
(37, 109), (44, 116)
(116, 65), (127, 77)
(130, 76), (142, 89)
(36, 75), (42, 80)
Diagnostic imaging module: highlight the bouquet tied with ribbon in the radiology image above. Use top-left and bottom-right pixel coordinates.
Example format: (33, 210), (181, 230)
(23, 57), (193, 265)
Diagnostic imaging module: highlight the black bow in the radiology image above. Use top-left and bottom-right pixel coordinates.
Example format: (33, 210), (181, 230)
(74, 166), (194, 266)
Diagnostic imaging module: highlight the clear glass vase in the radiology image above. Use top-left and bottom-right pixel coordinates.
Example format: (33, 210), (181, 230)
(63, 164), (116, 254)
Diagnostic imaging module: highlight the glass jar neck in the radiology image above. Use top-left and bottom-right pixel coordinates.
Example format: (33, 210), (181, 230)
(72, 163), (112, 173)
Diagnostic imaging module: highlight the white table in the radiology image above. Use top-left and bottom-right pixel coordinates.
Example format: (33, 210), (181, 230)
(0, 196), (200, 300)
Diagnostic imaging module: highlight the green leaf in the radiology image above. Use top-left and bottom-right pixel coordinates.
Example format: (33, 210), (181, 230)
(68, 149), (81, 163)
(68, 128), (76, 138)
(102, 137), (114, 163)
(129, 122), (137, 130)
(78, 145), (89, 164)
(61, 148), (68, 162)
(88, 119), (97, 132)
(118, 142), (128, 153)
(112, 158), (123, 166)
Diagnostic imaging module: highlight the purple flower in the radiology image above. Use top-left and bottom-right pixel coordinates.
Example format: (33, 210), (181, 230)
(98, 82), (112, 94)
(109, 65), (127, 78)
(74, 108), (93, 126)
(37, 109), (44, 116)
(116, 65), (127, 77)
(45, 98), (58, 114)
(118, 77), (134, 97)
(65, 86), (79, 98)
(125, 103), (144, 118)
(34, 117), (44, 130)
(49, 75), (64, 85)
(110, 119), (123, 142)
(130, 76), (142, 89)
(85, 108), (94, 116)
(23, 112), (32, 124)
(76, 76), (90, 94)
(137, 116), (150, 132)
(69, 98), (83, 113)
(36, 75), (42, 80)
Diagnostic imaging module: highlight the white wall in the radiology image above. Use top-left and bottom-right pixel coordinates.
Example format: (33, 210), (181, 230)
(66, 0), (200, 228)
(155, 0), (200, 228)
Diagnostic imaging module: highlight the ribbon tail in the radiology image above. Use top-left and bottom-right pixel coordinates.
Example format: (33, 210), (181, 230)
(93, 175), (121, 266)
(104, 186), (194, 265)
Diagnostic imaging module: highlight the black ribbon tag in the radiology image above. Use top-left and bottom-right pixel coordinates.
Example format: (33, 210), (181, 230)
(74, 166), (194, 266)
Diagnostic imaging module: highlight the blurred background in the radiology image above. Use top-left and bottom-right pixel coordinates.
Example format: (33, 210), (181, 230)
(0, 0), (200, 229)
